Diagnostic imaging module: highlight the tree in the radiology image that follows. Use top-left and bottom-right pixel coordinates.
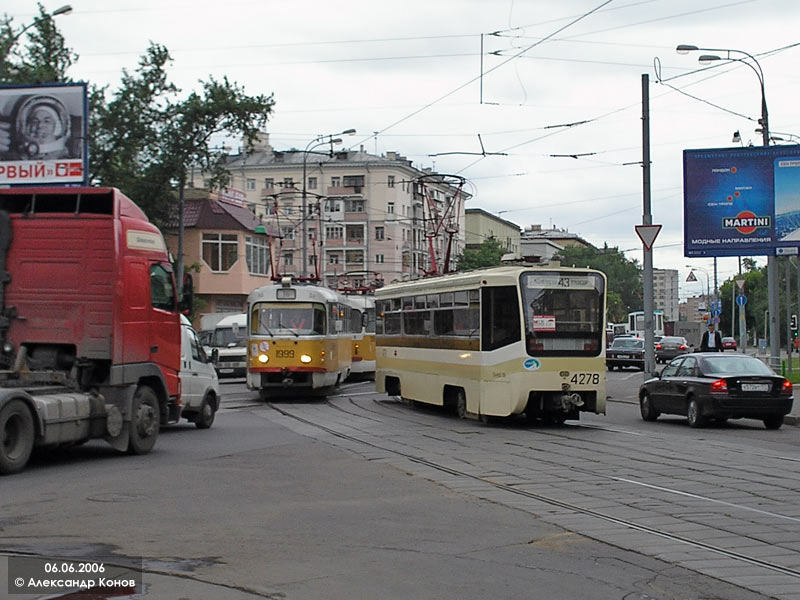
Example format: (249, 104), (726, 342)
(456, 238), (506, 271)
(553, 243), (642, 324)
(0, 3), (77, 84)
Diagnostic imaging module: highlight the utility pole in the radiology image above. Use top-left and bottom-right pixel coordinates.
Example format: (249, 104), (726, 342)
(641, 74), (656, 378)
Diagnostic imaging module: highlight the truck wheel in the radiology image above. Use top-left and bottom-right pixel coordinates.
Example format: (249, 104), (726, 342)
(0, 399), (35, 475)
(194, 393), (216, 429)
(128, 386), (159, 455)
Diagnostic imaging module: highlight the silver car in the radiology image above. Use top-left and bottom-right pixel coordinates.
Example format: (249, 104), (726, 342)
(655, 336), (690, 363)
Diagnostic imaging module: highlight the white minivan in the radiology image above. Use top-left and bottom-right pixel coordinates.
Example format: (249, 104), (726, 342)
(210, 313), (248, 378)
(180, 315), (221, 428)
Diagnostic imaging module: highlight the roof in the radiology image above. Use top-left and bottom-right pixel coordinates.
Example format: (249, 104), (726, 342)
(165, 196), (277, 235)
(465, 208), (521, 231)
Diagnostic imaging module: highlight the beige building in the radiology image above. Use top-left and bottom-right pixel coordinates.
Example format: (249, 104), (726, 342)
(190, 133), (468, 289)
(653, 268), (679, 322)
(464, 208), (521, 254)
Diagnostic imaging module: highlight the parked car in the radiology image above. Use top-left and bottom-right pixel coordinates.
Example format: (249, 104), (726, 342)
(721, 336), (737, 351)
(655, 336), (690, 363)
(606, 337), (645, 370)
(638, 353), (793, 429)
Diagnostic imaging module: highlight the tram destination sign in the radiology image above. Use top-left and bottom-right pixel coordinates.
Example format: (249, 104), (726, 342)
(525, 275), (596, 289)
(683, 145), (800, 257)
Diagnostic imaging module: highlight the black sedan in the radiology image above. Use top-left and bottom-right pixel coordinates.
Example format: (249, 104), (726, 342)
(638, 353), (794, 429)
(606, 337), (644, 370)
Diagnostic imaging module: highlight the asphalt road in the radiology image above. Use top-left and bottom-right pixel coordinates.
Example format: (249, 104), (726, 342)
(1, 372), (798, 600)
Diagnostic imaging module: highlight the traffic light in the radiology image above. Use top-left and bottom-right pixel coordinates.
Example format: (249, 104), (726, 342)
(792, 314), (798, 339)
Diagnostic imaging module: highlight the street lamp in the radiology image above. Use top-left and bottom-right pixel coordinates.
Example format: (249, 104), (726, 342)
(301, 128), (355, 278)
(1, 5), (73, 65)
(677, 43), (779, 367)
(686, 265), (711, 320)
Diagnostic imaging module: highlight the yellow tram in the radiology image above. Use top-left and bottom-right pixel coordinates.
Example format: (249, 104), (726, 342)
(246, 278), (360, 398)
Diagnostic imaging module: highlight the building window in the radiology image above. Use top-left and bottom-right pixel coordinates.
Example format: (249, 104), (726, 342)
(345, 250), (364, 264)
(346, 199), (364, 212)
(245, 236), (270, 275)
(346, 225), (364, 242)
(202, 233), (238, 272)
(246, 178), (256, 191)
(283, 203), (294, 216)
(308, 227), (316, 241)
(325, 198), (341, 212)
(388, 175), (395, 188)
(343, 175), (364, 188)
(264, 178), (274, 189)
(375, 226), (384, 241)
(308, 176), (317, 190)
(376, 254), (384, 264)
(282, 252), (293, 266)
(331, 176), (340, 188)
(281, 226), (296, 241)
(329, 254), (340, 265)
(326, 226), (343, 239)
(309, 255), (317, 266)
(387, 202), (394, 214)
(283, 177), (294, 188)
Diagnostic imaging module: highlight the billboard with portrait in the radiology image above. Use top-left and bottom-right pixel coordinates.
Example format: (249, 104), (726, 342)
(0, 83), (88, 186)
(683, 145), (800, 257)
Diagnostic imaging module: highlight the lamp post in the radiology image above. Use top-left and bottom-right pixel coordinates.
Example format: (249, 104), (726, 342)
(301, 128), (355, 278)
(1, 5), (72, 68)
(677, 44), (779, 368)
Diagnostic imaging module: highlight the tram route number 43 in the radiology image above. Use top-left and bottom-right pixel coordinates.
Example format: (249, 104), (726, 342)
(570, 373), (600, 385)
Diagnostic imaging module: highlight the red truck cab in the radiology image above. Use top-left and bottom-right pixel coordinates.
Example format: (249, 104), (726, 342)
(0, 187), (188, 473)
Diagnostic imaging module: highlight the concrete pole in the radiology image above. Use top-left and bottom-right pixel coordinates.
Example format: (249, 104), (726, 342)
(641, 74), (656, 377)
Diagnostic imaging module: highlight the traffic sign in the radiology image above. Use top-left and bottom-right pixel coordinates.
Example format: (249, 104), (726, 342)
(736, 294), (747, 306)
(635, 224), (662, 250)
(735, 278), (745, 290)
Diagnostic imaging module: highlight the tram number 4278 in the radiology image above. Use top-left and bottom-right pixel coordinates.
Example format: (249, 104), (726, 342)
(570, 373), (601, 385)
(276, 349), (295, 359)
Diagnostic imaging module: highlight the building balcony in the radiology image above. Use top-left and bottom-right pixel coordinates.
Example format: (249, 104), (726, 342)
(327, 186), (363, 196)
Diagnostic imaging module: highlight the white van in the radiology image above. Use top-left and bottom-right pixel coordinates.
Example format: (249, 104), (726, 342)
(180, 315), (221, 428)
(210, 313), (248, 378)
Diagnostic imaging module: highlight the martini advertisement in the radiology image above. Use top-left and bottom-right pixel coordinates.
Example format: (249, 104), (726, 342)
(683, 145), (800, 257)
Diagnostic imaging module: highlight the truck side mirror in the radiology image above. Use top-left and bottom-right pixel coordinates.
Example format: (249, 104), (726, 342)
(211, 348), (219, 364)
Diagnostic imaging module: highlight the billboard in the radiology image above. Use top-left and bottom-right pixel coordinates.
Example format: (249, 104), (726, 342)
(683, 145), (800, 257)
(0, 83), (88, 186)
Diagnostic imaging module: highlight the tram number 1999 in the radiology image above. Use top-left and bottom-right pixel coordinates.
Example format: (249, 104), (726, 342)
(570, 373), (600, 385)
(276, 349), (295, 359)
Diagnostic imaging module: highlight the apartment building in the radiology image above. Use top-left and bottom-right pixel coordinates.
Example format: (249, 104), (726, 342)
(653, 268), (679, 322)
(190, 133), (468, 289)
(464, 208), (521, 255)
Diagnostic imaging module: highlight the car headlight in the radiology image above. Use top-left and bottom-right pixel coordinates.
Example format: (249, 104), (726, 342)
(258, 354), (269, 364)
(300, 354), (312, 364)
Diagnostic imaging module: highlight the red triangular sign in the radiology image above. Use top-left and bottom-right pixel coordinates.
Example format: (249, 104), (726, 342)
(686, 271), (697, 282)
(635, 224), (662, 250)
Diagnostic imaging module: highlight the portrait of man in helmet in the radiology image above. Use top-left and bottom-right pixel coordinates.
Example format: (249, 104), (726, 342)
(0, 91), (82, 161)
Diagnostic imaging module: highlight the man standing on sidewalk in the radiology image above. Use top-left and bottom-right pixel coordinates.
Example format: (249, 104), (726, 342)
(700, 323), (723, 352)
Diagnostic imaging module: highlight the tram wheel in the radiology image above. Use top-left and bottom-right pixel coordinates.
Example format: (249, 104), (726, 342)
(455, 389), (467, 419)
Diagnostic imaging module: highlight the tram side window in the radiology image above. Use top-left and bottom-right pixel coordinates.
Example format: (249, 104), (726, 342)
(404, 308), (431, 335)
(482, 286), (520, 351)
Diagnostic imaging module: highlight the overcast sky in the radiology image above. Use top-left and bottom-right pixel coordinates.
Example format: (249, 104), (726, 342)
(5, 0), (799, 299)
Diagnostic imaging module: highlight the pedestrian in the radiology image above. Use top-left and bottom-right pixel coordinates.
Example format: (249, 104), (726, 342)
(700, 323), (723, 352)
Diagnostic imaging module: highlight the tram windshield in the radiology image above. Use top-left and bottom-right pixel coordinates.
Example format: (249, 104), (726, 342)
(251, 302), (326, 336)
(520, 272), (605, 357)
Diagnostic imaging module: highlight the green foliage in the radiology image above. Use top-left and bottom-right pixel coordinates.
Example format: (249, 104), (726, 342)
(456, 238), (506, 271)
(0, 4), (77, 84)
(2, 9), (275, 230)
(553, 243), (642, 324)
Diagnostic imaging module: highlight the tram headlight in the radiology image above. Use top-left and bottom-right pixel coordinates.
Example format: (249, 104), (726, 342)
(258, 354), (269, 364)
(300, 354), (312, 364)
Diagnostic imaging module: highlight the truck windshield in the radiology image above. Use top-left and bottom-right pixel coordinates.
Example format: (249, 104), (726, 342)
(212, 327), (245, 348)
(520, 271), (604, 357)
(251, 302), (326, 336)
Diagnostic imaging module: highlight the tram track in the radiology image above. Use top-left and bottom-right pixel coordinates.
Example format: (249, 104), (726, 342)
(332, 395), (800, 525)
(266, 398), (800, 583)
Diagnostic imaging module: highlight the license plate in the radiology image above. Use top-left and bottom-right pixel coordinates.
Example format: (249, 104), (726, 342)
(741, 383), (769, 392)
(219, 368), (234, 374)
(617, 354), (629, 358)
